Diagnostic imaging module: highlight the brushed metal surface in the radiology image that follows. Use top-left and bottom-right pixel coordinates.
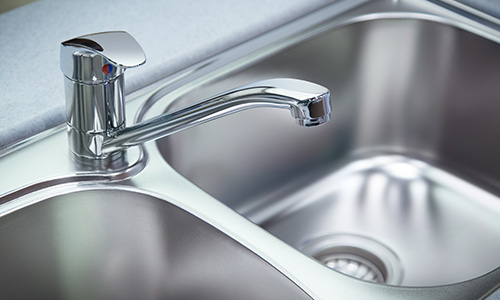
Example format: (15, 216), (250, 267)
(158, 18), (500, 286)
(0, 188), (310, 300)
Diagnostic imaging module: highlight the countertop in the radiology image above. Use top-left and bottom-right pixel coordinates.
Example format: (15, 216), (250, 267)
(0, 0), (334, 149)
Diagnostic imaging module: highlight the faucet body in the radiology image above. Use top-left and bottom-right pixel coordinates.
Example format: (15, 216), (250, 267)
(61, 32), (331, 161)
(61, 32), (145, 159)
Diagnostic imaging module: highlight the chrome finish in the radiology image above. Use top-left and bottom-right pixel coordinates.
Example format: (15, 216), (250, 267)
(60, 31), (146, 83)
(61, 31), (146, 159)
(103, 78), (330, 154)
(157, 14), (500, 287)
(0, 187), (310, 299)
(61, 32), (331, 160)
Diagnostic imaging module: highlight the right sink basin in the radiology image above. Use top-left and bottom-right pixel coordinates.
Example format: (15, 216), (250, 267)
(157, 17), (500, 287)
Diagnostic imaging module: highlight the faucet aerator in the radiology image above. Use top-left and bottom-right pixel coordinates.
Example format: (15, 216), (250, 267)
(297, 114), (331, 127)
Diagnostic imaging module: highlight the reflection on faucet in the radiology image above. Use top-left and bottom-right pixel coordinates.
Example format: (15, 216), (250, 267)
(103, 78), (331, 155)
(61, 31), (331, 161)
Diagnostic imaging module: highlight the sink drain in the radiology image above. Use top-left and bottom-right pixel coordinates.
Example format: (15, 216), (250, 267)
(318, 250), (386, 283)
(300, 234), (403, 285)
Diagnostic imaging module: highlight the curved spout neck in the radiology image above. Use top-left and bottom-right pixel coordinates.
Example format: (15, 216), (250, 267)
(101, 78), (331, 155)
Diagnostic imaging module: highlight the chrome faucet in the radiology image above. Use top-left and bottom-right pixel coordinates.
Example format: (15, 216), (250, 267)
(60, 31), (331, 161)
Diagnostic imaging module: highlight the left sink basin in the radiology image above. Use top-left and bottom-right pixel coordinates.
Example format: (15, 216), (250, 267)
(0, 187), (310, 300)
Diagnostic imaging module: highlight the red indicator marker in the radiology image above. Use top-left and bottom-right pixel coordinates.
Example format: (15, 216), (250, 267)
(102, 64), (113, 74)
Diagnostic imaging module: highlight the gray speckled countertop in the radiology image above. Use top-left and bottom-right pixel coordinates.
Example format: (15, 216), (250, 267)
(0, 0), (334, 148)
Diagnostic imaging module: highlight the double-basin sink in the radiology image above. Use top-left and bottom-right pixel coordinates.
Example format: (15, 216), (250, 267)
(2, 0), (500, 298)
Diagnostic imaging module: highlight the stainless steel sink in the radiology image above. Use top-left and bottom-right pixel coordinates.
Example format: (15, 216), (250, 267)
(3, 1), (500, 299)
(157, 16), (500, 287)
(0, 187), (310, 299)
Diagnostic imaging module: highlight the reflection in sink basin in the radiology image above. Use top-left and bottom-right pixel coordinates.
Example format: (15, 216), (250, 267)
(158, 18), (500, 286)
(0, 188), (310, 299)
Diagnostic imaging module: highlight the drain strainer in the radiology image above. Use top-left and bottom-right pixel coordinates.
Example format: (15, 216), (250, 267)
(318, 251), (386, 283)
(300, 234), (403, 285)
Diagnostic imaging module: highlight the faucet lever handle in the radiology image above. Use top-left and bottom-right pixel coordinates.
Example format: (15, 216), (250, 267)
(61, 31), (146, 83)
(62, 31), (146, 68)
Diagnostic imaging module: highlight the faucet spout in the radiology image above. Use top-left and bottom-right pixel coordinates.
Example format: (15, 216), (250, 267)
(102, 78), (331, 154)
